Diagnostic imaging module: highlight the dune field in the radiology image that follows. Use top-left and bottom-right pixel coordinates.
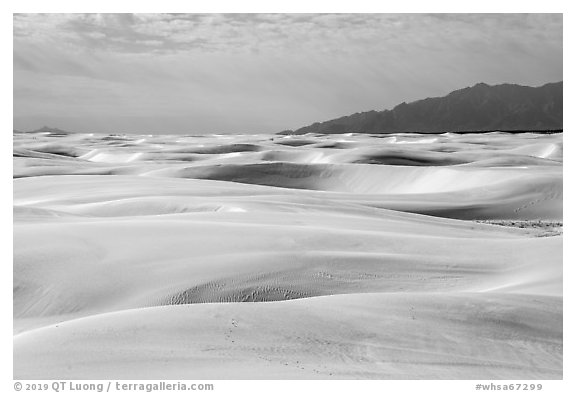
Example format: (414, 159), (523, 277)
(13, 130), (563, 379)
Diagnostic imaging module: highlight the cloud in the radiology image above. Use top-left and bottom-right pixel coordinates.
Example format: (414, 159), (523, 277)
(13, 13), (563, 134)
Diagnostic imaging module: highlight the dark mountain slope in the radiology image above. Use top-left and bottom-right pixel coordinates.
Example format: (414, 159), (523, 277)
(287, 82), (562, 135)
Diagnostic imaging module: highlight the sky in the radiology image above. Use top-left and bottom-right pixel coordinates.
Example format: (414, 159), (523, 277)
(13, 13), (563, 134)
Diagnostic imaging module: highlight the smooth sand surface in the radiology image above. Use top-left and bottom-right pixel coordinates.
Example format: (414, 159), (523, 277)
(13, 131), (562, 379)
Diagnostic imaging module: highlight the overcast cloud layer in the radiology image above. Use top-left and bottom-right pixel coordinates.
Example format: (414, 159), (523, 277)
(13, 13), (562, 134)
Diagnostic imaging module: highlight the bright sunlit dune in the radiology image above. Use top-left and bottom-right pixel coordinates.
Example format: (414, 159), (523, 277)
(13, 131), (562, 379)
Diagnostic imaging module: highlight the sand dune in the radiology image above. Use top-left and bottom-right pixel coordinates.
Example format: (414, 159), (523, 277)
(13, 131), (562, 379)
(14, 293), (561, 379)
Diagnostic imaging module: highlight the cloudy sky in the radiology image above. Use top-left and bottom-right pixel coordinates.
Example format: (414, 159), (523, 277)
(13, 13), (562, 134)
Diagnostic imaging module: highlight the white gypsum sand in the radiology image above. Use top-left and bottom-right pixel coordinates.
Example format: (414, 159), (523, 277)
(13, 131), (562, 379)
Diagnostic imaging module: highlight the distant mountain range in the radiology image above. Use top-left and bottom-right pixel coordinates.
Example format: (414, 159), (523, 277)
(282, 81), (562, 135)
(17, 126), (72, 135)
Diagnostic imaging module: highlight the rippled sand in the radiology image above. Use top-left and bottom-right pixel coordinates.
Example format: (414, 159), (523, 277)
(13, 131), (562, 379)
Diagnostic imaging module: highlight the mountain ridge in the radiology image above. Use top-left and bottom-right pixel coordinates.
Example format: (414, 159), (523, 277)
(283, 81), (562, 135)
